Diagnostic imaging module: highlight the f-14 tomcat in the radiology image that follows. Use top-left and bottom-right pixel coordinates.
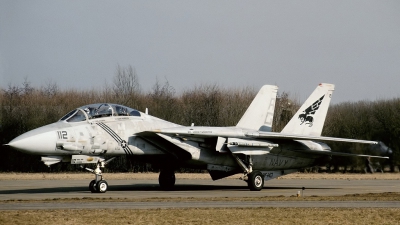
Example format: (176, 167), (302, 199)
(7, 83), (388, 193)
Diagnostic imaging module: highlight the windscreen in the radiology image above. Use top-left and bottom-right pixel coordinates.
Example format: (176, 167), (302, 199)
(60, 103), (141, 122)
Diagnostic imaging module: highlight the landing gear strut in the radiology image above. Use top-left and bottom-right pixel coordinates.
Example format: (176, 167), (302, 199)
(82, 158), (115, 193)
(159, 169), (175, 190)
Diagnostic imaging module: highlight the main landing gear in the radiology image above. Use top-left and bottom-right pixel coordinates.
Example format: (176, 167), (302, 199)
(159, 169), (176, 190)
(82, 158), (115, 193)
(232, 154), (265, 191)
(247, 171), (264, 191)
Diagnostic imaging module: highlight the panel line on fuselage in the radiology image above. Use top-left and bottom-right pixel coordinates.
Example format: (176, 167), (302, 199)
(96, 122), (133, 155)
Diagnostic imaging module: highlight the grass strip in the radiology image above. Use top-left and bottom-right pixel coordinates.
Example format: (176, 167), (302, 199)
(1, 208), (399, 225)
(2, 192), (400, 203)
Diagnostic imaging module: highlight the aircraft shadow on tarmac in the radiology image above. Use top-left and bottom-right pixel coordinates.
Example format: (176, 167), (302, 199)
(0, 184), (338, 195)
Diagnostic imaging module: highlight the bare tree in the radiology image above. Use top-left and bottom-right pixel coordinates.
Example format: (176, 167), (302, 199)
(272, 92), (299, 132)
(147, 77), (178, 121)
(113, 65), (141, 107)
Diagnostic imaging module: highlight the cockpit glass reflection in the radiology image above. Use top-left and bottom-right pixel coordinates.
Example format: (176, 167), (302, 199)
(67, 109), (87, 122)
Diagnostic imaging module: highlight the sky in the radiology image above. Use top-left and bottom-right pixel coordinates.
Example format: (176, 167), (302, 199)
(1, 0), (400, 104)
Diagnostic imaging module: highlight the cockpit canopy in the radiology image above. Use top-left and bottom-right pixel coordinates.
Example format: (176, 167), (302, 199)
(59, 103), (141, 123)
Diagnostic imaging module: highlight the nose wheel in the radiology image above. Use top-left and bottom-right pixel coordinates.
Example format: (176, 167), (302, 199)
(89, 180), (96, 192)
(82, 158), (115, 193)
(90, 180), (108, 193)
(89, 177), (109, 193)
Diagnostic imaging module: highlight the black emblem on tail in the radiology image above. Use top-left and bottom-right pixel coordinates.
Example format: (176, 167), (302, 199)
(298, 95), (325, 127)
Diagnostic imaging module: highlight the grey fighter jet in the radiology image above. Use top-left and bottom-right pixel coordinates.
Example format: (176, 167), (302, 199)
(7, 83), (387, 193)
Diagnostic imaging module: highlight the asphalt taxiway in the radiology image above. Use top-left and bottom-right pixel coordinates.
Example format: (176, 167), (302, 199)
(0, 178), (399, 209)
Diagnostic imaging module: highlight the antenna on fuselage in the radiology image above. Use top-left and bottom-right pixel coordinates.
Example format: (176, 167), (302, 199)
(145, 108), (148, 115)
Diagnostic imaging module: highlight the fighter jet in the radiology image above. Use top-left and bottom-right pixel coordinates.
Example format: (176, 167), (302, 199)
(7, 83), (388, 193)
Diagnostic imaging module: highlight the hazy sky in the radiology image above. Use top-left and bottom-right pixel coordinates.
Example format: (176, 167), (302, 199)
(1, 0), (399, 104)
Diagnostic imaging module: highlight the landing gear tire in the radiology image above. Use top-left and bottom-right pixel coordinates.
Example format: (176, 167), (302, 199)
(83, 158), (116, 193)
(159, 170), (176, 191)
(89, 180), (97, 193)
(248, 171), (264, 191)
(96, 180), (108, 193)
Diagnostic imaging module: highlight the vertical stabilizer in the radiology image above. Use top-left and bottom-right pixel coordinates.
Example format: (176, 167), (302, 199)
(281, 83), (335, 136)
(236, 85), (278, 131)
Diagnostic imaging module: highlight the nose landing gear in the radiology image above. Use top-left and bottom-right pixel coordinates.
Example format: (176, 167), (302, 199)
(88, 172), (108, 193)
(82, 157), (115, 193)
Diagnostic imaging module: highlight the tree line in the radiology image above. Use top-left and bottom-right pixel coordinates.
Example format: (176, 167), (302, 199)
(0, 66), (398, 172)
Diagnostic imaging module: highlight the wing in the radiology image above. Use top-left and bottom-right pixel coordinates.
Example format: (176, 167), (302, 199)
(146, 126), (387, 159)
(151, 127), (378, 144)
(137, 131), (192, 160)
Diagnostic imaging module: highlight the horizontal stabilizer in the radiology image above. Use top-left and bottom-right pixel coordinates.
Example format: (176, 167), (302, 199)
(248, 131), (378, 145)
(292, 149), (389, 159)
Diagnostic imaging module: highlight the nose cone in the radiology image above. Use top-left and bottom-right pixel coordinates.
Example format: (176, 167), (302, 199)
(8, 125), (58, 155)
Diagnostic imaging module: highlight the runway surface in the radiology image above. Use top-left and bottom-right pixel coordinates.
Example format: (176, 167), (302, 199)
(0, 178), (399, 209)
